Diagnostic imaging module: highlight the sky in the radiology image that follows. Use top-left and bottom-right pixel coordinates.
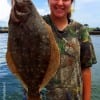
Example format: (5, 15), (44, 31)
(0, 0), (100, 28)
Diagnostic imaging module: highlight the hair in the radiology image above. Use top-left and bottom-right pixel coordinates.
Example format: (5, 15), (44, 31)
(72, 0), (74, 2)
(67, 0), (74, 20)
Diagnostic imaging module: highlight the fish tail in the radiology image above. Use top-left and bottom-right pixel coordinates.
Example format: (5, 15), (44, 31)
(28, 95), (41, 100)
(28, 89), (41, 100)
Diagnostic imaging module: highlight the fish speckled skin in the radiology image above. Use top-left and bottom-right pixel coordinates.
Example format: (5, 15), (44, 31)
(6, 0), (60, 100)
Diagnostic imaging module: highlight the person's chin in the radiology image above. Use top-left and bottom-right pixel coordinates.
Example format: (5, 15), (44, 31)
(55, 14), (65, 18)
(53, 11), (65, 17)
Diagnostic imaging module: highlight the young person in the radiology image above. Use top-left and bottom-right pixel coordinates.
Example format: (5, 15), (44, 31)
(41, 0), (97, 100)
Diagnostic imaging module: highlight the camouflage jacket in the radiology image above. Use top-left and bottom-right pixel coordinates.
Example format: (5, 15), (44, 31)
(40, 15), (97, 100)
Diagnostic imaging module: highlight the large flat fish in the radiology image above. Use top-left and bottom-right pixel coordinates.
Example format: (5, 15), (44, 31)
(6, 0), (60, 100)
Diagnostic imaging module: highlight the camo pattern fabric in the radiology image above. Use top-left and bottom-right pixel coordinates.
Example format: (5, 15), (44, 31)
(40, 15), (97, 100)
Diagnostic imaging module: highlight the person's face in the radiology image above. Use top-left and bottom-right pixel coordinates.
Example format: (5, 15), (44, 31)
(48, 0), (72, 18)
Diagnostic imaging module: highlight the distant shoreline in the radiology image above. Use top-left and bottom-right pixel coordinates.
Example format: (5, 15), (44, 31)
(0, 28), (100, 35)
(0, 30), (8, 33)
(0, 27), (8, 33)
(89, 31), (100, 35)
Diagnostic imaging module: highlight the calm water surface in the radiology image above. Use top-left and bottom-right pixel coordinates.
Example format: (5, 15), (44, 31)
(0, 33), (100, 100)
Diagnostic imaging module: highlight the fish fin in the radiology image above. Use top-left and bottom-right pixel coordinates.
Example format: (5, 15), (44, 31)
(6, 51), (18, 73)
(39, 26), (60, 91)
(6, 51), (28, 91)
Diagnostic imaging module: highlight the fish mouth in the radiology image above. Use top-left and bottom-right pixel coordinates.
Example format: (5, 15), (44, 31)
(13, 8), (31, 22)
(15, 10), (28, 16)
(14, 0), (32, 16)
(13, 1), (32, 21)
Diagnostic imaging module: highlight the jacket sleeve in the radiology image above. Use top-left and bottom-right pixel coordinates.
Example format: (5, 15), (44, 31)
(79, 26), (97, 69)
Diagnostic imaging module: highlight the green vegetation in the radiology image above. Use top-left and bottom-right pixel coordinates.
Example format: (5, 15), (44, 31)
(0, 26), (100, 34)
(0, 27), (8, 33)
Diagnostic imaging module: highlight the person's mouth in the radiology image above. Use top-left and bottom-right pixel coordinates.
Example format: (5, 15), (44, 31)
(55, 6), (64, 12)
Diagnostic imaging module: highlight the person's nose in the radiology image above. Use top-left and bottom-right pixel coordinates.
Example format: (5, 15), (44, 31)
(57, 0), (63, 5)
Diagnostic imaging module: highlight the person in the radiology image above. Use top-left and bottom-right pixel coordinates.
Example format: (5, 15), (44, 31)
(41, 0), (97, 100)
(11, 0), (97, 100)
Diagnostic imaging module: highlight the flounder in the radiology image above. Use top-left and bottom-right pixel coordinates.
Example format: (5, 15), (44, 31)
(6, 0), (60, 100)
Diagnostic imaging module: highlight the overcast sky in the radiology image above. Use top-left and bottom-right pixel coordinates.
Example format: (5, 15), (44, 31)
(0, 0), (100, 28)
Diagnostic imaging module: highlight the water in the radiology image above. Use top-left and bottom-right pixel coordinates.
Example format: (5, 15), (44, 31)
(0, 33), (23, 100)
(91, 35), (100, 100)
(0, 33), (100, 100)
